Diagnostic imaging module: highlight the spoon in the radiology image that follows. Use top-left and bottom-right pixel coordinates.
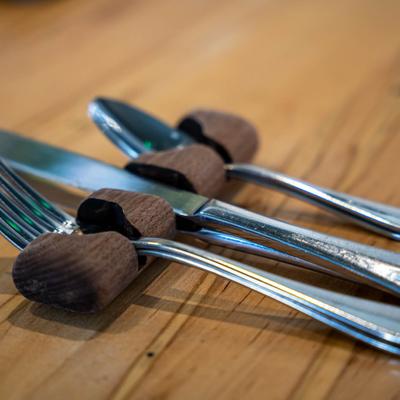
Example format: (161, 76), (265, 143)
(88, 97), (400, 240)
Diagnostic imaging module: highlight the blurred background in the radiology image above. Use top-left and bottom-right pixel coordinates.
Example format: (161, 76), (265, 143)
(0, 3), (398, 151)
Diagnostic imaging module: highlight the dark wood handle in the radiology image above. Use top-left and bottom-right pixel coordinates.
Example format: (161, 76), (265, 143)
(13, 190), (177, 312)
(125, 144), (226, 198)
(13, 231), (139, 313)
(78, 189), (176, 239)
(124, 108), (260, 196)
(176, 109), (259, 164)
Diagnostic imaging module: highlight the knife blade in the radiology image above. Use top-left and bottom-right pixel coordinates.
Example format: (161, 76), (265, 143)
(0, 130), (399, 296)
(0, 131), (208, 216)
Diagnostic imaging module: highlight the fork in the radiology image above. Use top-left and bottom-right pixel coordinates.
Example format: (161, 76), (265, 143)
(1, 158), (400, 354)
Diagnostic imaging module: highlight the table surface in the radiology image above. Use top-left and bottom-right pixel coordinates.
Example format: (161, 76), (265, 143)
(0, 0), (400, 399)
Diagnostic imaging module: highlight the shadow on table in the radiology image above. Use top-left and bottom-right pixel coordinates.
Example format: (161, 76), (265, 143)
(8, 251), (397, 357)
(0, 257), (18, 295)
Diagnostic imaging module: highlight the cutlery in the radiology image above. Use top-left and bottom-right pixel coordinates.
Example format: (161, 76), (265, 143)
(0, 130), (399, 295)
(1, 158), (400, 354)
(88, 97), (400, 240)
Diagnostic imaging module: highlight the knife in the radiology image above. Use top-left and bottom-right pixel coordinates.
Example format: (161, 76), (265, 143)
(0, 130), (399, 296)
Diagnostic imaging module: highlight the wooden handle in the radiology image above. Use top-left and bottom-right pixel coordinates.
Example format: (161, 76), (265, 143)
(126, 144), (226, 198)
(177, 109), (259, 163)
(13, 232), (139, 313)
(13, 190), (177, 312)
(78, 189), (176, 239)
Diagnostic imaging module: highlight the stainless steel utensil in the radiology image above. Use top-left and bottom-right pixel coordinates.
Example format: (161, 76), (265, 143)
(1, 158), (400, 354)
(0, 130), (399, 296)
(89, 98), (400, 240)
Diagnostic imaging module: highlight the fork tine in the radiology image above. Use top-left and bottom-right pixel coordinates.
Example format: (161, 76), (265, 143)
(0, 201), (38, 248)
(0, 159), (77, 236)
(0, 216), (30, 250)
(0, 176), (55, 233)
(0, 159), (76, 250)
(0, 159), (66, 249)
(0, 196), (41, 237)
(0, 159), (70, 224)
(0, 175), (58, 233)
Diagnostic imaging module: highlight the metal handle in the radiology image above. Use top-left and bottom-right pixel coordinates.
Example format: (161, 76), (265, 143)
(135, 237), (400, 354)
(193, 199), (400, 296)
(226, 164), (400, 240)
(184, 227), (355, 281)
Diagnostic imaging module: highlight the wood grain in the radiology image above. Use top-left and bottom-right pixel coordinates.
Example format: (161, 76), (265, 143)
(13, 232), (139, 313)
(0, 0), (400, 399)
(128, 144), (226, 198)
(177, 108), (259, 163)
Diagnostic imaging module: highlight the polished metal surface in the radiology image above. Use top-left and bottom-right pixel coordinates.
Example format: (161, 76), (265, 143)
(134, 238), (400, 354)
(2, 158), (400, 354)
(185, 227), (351, 280)
(1, 130), (399, 295)
(89, 97), (193, 158)
(195, 199), (400, 295)
(226, 164), (400, 240)
(90, 97), (400, 240)
(0, 160), (79, 250)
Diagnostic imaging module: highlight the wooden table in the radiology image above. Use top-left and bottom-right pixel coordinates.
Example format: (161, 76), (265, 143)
(0, 0), (399, 399)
